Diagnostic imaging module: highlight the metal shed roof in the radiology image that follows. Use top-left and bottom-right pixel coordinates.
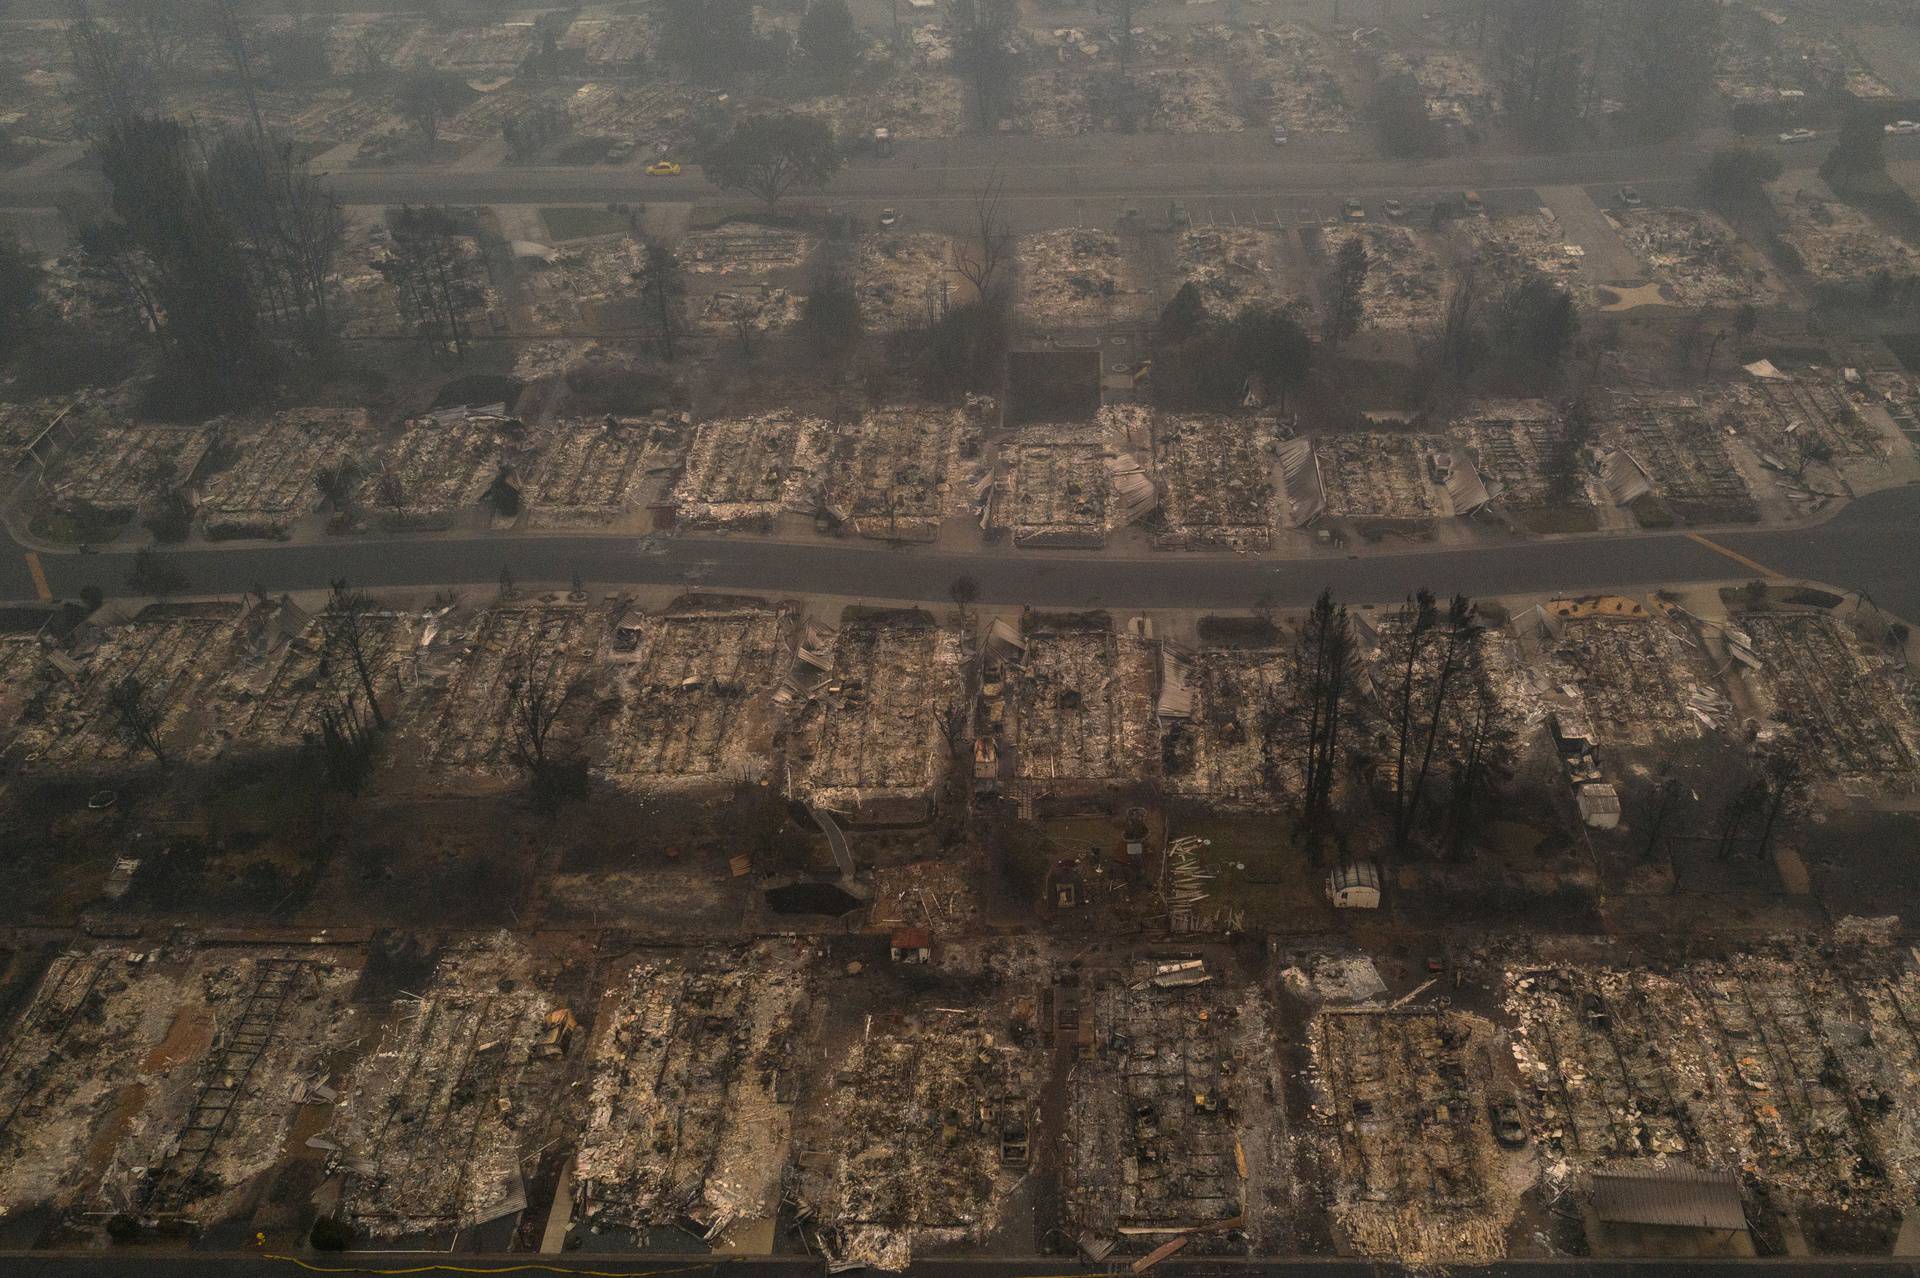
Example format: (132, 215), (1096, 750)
(1591, 1164), (1746, 1232)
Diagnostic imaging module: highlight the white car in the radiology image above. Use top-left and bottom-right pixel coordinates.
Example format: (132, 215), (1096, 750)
(1886, 120), (1920, 135)
(1778, 128), (1818, 144)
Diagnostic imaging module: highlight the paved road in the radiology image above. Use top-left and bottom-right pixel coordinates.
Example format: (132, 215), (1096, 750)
(4, 1251), (1920, 1277)
(0, 132), (1843, 214)
(11, 485), (1919, 620)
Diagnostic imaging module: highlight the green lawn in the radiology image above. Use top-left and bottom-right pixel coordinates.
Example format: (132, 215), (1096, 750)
(540, 205), (633, 241)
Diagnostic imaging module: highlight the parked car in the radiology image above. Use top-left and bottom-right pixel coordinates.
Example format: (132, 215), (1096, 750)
(1491, 1095), (1528, 1149)
(1618, 185), (1643, 207)
(1461, 189), (1485, 214)
(878, 207), (899, 228)
(1886, 120), (1920, 135)
(1271, 127), (1289, 146)
(1382, 198), (1407, 219)
(645, 159), (682, 176)
(606, 141), (635, 163)
(1342, 198), (1366, 222)
(1778, 128), (1818, 144)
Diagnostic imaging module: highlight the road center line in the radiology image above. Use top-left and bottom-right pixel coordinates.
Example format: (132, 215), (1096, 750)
(23, 552), (50, 603)
(1685, 532), (1782, 580)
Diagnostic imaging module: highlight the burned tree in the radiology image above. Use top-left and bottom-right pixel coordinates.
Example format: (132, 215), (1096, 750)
(321, 580), (390, 729)
(642, 243), (685, 360)
(376, 205), (471, 358)
(506, 648), (587, 810)
(703, 113), (842, 208)
(953, 167), (1014, 299)
(1290, 588), (1359, 850)
(1324, 236), (1368, 350)
(1384, 591), (1483, 856)
(1444, 673), (1517, 857)
(108, 674), (167, 765)
(314, 691), (377, 791)
(949, 574), (981, 631)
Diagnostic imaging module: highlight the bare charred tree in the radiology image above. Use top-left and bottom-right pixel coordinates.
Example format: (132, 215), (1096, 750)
(108, 674), (167, 765)
(1641, 762), (1686, 862)
(314, 461), (360, 514)
(506, 651), (573, 775)
(1291, 588), (1359, 852)
(314, 690), (376, 791)
(1386, 589), (1439, 854)
(1437, 261), (1481, 381)
(642, 242), (684, 360)
(377, 204), (469, 358)
(1752, 744), (1808, 859)
(1446, 672), (1516, 858)
(949, 574), (981, 631)
(949, 0), (1019, 129)
(1397, 594), (1481, 855)
(321, 579), (389, 729)
(205, 0), (264, 142)
(953, 167), (1014, 299)
(209, 132), (346, 354)
(506, 649), (587, 810)
(1324, 237), (1368, 351)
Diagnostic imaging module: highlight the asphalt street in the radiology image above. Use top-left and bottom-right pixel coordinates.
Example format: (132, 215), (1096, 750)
(0, 131), (1860, 215)
(11, 485), (1919, 620)
(5, 1252), (1920, 1277)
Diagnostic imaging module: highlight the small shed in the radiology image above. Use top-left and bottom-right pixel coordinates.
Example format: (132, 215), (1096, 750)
(1325, 861), (1381, 909)
(889, 927), (931, 964)
(1578, 782), (1623, 830)
(1587, 1163), (1752, 1257)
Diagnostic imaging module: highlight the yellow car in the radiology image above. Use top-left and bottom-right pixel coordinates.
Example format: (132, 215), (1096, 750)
(645, 160), (682, 176)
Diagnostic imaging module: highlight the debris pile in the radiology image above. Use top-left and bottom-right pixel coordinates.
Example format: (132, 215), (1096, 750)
(784, 611), (968, 820)
(797, 970), (1041, 1270)
(1327, 226), (1445, 331)
(1449, 403), (1588, 513)
(598, 603), (792, 788)
(1310, 1006), (1516, 1263)
(1067, 959), (1269, 1246)
(365, 412), (525, 528)
(421, 603), (594, 772)
(574, 941), (811, 1238)
(1740, 611), (1918, 786)
(1152, 414), (1278, 550)
(329, 933), (567, 1238)
(998, 422), (1116, 548)
(525, 416), (688, 528)
(854, 232), (956, 330)
(1241, 23), (1351, 134)
(41, 422), (214, 520)
(199, 408), (374, 539)
(1508, 941), (1920, 1227)
(1775, 194), (1920, 292)
(1606, 396), (1758, 525)
(1543, 609), (1720, 746)
(1608, 207), (1780, 307)
(1461, 211), (1592, 307)
(114, 953), (360, 1220)
(11, 604), (243, 768)
(1017, 230), (1137, 328)
(1001, 619), (1156, 792)
(1176, 228), (1286, 314)
(1158, 647), (1298, 802)
(673, 412), (829, 529)
(1316, 432), (1445, 519)
(820, 406), (970, 542)
(678, 224), (815, 276)
(1375, 50), (1499, 127)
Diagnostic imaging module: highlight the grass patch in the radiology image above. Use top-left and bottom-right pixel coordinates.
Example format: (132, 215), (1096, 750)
(540, 205), (633, 241)
(1517, 505), (1600, 534)
(29, 504), (131, 546)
